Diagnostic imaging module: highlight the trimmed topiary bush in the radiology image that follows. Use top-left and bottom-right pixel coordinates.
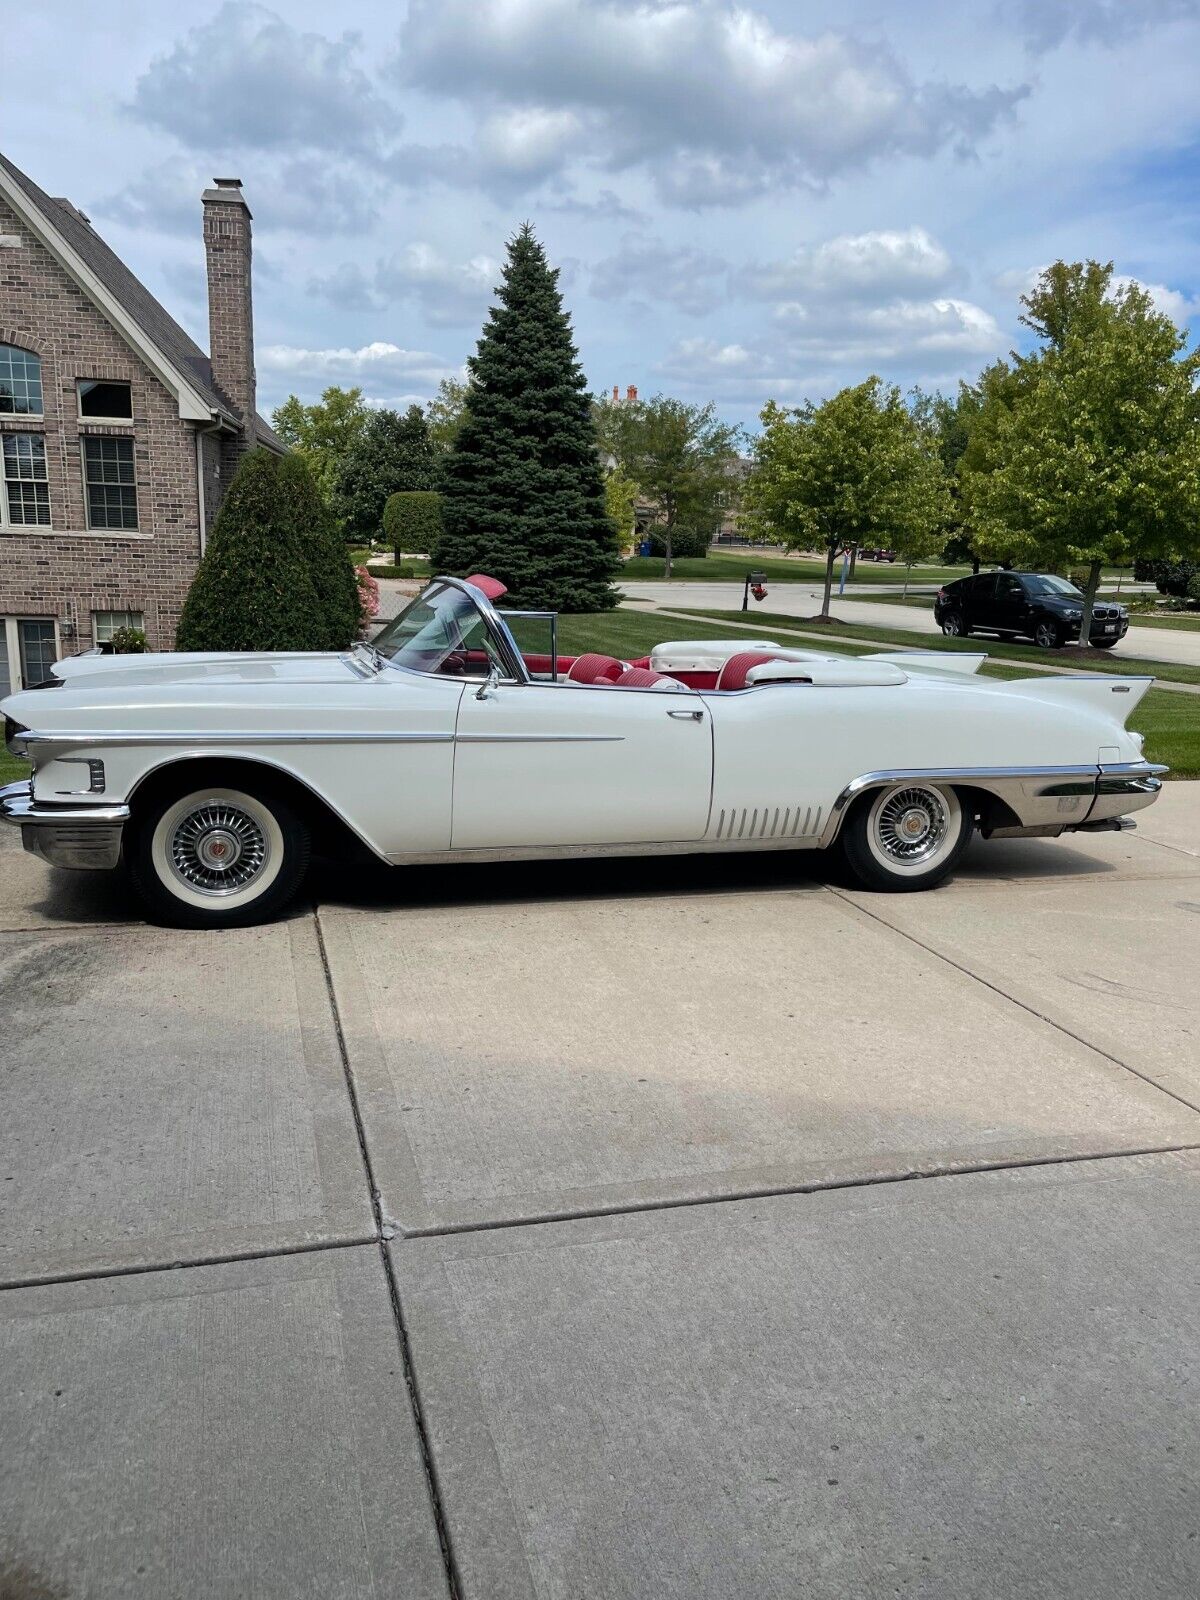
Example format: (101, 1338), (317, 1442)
(647, 526), (709, 559)
(384, 491), (444, 563)
(177, 450), (358, 652)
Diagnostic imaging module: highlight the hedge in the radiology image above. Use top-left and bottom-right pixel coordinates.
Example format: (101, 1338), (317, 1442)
(384, 491), (444, 563)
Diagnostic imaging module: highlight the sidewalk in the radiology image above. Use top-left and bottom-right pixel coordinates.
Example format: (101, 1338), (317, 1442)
(2, 789), (1199, 1597)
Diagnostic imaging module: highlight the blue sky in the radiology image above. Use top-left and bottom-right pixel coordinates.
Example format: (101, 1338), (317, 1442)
(5, 1), (1199, 429)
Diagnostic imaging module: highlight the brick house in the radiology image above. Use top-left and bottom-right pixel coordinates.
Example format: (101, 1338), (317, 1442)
(0, 153), (282, 688)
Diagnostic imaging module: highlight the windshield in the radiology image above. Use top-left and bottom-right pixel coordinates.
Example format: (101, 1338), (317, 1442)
(373, 581), (511, 677)
(1025, 575), (1083, 598)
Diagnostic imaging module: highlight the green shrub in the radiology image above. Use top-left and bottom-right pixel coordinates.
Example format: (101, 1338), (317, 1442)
(1135, 558), (1200, 597)
(178, 450), (359, 652)
(367, 562), (429, 580)
(1187, 572), (1200, 603)
(384, 491), (443, 563)
(646, 526), (710, 559)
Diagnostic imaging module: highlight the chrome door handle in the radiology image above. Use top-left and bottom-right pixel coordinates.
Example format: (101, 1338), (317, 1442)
(667, 709), (704, 721)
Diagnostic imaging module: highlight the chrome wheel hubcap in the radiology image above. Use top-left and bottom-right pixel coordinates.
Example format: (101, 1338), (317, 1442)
(169, 803), (269, 895)
(876, 788), (948, 863)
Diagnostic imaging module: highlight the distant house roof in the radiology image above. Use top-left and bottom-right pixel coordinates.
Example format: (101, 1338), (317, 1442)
(0, 152), (282, 451)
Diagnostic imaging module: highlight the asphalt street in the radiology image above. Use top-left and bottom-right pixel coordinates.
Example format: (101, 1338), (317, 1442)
(2, 788), (1199, 1597)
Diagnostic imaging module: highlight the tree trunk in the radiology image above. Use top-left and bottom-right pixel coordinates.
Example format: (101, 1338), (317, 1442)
(820, 542), (836, 618)
(848, 545), (858, 580)
(1078, 559), (1103, 648)
(664, 510), (674, 580)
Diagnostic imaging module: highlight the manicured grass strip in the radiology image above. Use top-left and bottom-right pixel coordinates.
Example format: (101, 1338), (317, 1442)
(665, 607), (1200, 686)
(620, 553), (976, 586)
(1119, 610), (1200, 632)
(0, 749), (29, 785)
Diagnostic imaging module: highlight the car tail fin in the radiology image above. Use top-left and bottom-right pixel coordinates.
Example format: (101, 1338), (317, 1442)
(998, 675), (1154, 719)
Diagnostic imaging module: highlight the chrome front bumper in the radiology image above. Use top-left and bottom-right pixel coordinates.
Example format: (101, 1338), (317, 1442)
(0, 779), (129, 870)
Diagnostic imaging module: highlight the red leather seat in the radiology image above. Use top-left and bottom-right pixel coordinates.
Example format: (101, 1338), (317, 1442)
(715, 651), (780, 691)
(612, 666), (671, 688)
(566, 652), (625, 684)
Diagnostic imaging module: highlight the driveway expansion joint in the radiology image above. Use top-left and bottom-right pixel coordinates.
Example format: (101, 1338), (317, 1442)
(832, 887), (1200, 1117)
(313, 908), (463, 1600)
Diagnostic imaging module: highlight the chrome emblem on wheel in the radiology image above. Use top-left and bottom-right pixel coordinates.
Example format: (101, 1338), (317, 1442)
(169, 802), (269, 895)
(875, 787), (948, 863)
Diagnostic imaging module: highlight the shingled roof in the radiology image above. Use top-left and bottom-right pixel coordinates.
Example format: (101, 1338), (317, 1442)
(0, 152), (282, 451)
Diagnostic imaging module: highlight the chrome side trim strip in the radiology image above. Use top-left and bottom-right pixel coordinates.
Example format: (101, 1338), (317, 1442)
(455, 733), (625, 744)
(385, 833), (824, 866)
(13, 731), (455, 752)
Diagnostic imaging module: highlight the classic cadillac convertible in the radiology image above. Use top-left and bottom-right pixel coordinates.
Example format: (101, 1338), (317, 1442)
(1, 573), (1166, 928)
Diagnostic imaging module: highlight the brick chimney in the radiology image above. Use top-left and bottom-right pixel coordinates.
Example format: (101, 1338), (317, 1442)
(202, 178), (256, 443)
(626, 384), (638, 402)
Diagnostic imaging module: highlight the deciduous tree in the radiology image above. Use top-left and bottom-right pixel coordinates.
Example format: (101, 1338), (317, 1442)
(747, 379), (950, 617)
(271, 386), (369, 504)
(336, 405), (435, 543)
(962, 261), (1200, 641)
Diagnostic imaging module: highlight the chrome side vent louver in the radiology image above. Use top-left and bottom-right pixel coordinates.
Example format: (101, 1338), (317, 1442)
(713, 805), (822, 841)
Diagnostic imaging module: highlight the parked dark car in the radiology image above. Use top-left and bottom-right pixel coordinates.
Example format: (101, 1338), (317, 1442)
(933, 572), (1129, 649)
(858, 547), (897, 562)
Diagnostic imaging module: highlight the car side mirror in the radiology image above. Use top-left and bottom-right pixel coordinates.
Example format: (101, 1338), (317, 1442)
(475, 661), (502, 700)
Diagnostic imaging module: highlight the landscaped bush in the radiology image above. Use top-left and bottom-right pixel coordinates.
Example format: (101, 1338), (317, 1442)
(1187, 572), (1200, 603)
(356, 566), (380, 633)
(384, 491), (443, 563)
(366, 562), (429, 580)
(178, 450), (359, 652)
(1134, 558), (1200, 597)
(646, 526), (710, 559)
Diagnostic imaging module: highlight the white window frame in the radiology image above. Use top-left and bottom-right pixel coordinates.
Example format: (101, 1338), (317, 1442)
(76, 378), (134, 425)
(92, 608), (145, 646)
(0, 431), (52, 530)
(80, 434), (139, 532)
(1, 614), (60, 694)
(0, 344), (44, 422)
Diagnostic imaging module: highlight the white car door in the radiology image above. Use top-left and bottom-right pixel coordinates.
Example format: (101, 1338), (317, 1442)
(452, 680), (713, 849)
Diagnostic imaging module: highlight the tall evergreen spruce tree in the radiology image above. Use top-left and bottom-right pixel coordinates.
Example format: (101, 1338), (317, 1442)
(434, 225), (618, 610)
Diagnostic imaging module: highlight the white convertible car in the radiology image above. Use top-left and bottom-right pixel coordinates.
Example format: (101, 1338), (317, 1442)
(1, 572), (1165, 928)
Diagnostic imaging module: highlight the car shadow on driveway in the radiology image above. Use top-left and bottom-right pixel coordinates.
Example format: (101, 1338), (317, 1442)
(309, 832), (1119, 917)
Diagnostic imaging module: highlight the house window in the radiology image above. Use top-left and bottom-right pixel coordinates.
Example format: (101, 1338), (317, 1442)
(78, 379), (133, 420)
(1, 433), (51, 526)
(1, 616), (58, 691)
(82, 436), (138, 530)
(93, 609), (144, 645)
(0, 345), (43, 416)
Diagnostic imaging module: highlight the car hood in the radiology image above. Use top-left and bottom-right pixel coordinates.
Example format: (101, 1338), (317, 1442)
(47, 649), (366, 690)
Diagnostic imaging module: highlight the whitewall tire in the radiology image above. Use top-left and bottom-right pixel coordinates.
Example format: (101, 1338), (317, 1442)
(130, 781), (310, 928)
(840, 782), (972, 892)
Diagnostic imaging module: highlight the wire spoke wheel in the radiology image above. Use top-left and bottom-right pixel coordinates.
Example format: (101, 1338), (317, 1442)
(169, 801), (270, 895)
(840, 781), (971, 892)
(873, 786), (950, 866)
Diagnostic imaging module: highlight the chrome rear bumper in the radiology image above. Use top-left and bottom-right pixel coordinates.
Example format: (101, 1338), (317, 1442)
(0, 779), (129, 870)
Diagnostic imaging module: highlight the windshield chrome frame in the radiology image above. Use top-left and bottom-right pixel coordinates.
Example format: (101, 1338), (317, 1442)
(378, 575), (531, 685)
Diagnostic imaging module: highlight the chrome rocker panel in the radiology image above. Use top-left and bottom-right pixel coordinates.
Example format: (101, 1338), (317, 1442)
(0, 779), (129, 870)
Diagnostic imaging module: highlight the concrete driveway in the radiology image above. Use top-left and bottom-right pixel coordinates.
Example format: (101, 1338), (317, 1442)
(2, 788), (1199, 1597)
(621, 581), (1200, 668)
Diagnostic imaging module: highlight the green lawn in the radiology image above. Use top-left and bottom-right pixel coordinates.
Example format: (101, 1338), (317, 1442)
(0, 749), (29, 785)
(620, 552), (973, 587)
(665, 606), (1200, 687)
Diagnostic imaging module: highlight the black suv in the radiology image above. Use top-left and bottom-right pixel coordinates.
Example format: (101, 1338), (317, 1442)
(933, 572), (1129, 649)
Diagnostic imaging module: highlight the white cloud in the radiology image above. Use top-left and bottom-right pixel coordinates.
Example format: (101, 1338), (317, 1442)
(1007, 0), (1200, 52)
(258, 341), (454, 387)
(741, 228), (955, 301)
(396, 0), (1025, 203)
(590, 235), (728, 314)
(129, 3), (394, 157)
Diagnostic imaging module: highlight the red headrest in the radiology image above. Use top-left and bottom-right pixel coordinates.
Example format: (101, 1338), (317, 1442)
(613, 666), (670, 688)
(715, 651), (780, 691)
(466, 574), (508, 601)
(566, 653), (625, 684)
